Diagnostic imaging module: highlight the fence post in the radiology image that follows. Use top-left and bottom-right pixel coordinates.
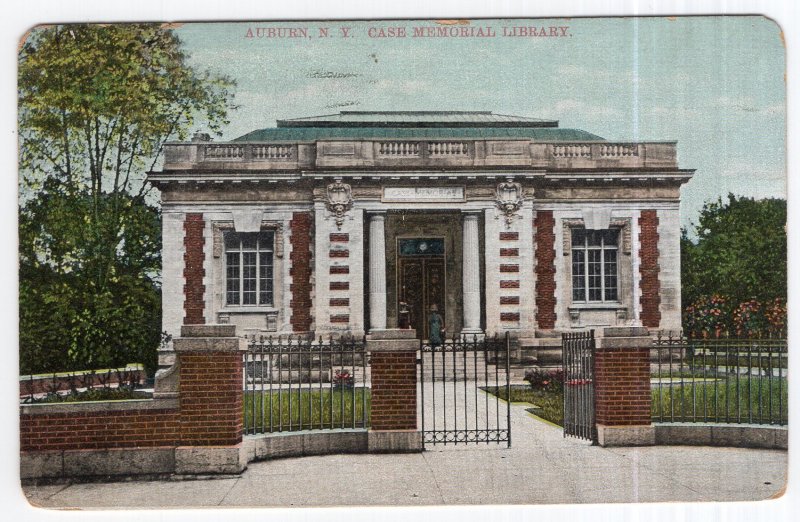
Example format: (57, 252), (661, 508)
(594, 326), (655, 446)
(171, 324), (249, 474)
(365, 329), (423, 452)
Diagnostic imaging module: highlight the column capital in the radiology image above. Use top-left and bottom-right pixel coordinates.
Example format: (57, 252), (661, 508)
(461, 210), (482, 219)
(367, 210), (387, 217)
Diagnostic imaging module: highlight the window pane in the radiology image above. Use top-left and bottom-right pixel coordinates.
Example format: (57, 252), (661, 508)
(241, 234), (258, 250)
(259, 231), (275, 252)
(602, 229), (619, 245)
(259, 251), (274, 305)
(224, 232), (239, 250)
(571, 228), (587, 247)
(242, 252), (257, 305)
(604, 249), (618, 301)
(588, 250), (602, 301)
(226, 252), (240, 305)
(572, 249), (585, 301)
(586, 230), (603, 247)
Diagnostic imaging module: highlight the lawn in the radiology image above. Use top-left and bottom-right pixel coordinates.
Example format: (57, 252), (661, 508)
(486, 375), (788, 428)
(243, 387), (370, 433)
(485, 386), (564, 426)
(652, 376), (788, 424)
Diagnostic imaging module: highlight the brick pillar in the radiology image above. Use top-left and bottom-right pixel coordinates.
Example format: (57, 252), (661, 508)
(534, 210), (557, 329)
(594, 327), (654, 446)
(173, 324), (247, 474)
(290, 212), (313, 332)
(366, 329), (422, 452)
(639, 210), (661, 328)
(183, 213), (206, 325)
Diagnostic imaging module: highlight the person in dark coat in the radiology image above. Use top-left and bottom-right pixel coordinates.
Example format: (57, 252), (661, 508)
(428, 304), (445, 347)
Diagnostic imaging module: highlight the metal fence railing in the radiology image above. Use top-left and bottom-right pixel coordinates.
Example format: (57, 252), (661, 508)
(243, 335), (369, 435)
(651, 331), (788, 425)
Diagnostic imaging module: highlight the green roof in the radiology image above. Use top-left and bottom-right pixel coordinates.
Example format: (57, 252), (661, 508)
(277, 111), (559, 128)
(234, 126), (605, 142)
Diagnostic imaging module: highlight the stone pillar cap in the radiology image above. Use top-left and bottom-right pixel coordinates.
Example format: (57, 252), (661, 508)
(181, 324), (237, 338)
(598, 326), (651, 338)
(367, 329), (417, 340)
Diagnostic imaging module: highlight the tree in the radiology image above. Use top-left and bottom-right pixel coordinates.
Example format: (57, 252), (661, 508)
(681, 194), (786, 335)
(18, 24), (235, 374)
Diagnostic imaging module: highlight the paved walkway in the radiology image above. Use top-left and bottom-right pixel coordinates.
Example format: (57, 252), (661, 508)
(22, 392), (787, 509)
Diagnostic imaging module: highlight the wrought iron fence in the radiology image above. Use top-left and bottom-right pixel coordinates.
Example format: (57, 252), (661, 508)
(243, 335), (369, 434)
(562, 330), (596, 442)
(652, 331), (788, 425)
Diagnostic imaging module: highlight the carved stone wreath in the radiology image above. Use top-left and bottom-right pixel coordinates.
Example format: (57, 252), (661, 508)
(495, 180), (524, 227)
(326, 179), (353, 230)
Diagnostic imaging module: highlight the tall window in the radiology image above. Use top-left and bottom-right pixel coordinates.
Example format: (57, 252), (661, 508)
(571, 228), (619, 303)
(225, 231), (274, 306)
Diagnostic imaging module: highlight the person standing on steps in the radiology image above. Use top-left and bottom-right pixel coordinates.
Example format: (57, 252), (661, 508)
(428, 304), (445, 348)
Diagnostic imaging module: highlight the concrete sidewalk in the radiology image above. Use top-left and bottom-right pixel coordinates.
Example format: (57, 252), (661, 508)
(22, 398), (787, 508)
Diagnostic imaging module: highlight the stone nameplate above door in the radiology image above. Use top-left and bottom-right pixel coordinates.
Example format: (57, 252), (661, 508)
(382, 186), (465, 202)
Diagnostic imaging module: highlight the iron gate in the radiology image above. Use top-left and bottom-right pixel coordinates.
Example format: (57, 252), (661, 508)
(418, 333), (511, 447)
(562, 330), (597, 443)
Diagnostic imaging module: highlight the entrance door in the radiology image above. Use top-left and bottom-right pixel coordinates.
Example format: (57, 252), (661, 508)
(397, 238), (445, 340)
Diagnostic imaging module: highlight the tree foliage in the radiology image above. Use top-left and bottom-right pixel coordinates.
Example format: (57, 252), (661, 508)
(19, 24), (235, 375)
(681, 194), (786, 336)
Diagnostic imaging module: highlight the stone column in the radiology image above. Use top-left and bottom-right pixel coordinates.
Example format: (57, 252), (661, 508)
(368, 212), (387, 331)
(462, 211), (483, 336)
(594, 326), (655, 447)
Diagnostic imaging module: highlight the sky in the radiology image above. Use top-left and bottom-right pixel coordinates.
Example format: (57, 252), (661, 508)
(175, 16), (786, 232)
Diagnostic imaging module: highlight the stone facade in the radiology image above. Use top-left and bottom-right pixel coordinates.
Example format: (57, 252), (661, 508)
(149, 111), (693, 344)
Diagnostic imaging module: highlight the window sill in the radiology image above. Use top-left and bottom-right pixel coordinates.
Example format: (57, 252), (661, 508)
(568, 303), (626, 311)
(220, 307), (278, 314)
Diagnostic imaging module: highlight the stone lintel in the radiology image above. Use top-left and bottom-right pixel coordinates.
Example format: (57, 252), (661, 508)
(596, 424), (655, 447)
(173, 336), (248, 353)
(595, 336), (652, 350)
(367, 430), (423, 453)
(180, 324), (237, 338)
(174, 444), (247, 475)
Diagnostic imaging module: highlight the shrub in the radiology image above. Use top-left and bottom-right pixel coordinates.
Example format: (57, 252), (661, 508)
(333, 369), (354, 389)
(524, 368), (564, 392)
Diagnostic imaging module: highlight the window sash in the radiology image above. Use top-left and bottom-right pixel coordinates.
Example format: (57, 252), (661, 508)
(571, 229), (619, 303)
(225, 232), (274, 306)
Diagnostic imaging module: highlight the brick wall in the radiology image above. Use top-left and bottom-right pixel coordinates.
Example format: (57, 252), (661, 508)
(639, 210), (661, 328)
(183, 213), (206, 325)
(370, 351), (417, 430)
(179, 352), (243, 446)
(20, 409), (180, 452)
(594, 347), (652, 426)
(534, 210), (557, 329)
(289, 212), (313, 332)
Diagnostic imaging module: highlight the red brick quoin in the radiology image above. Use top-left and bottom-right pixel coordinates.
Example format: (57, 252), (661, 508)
(594, 347), (652, 426)
(183, 213), (206, 325)
(290, 212), (313, 332)
(534, 210), (557, 329)
(639, 210), (661, 328)
(370, 352), (417, 430)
